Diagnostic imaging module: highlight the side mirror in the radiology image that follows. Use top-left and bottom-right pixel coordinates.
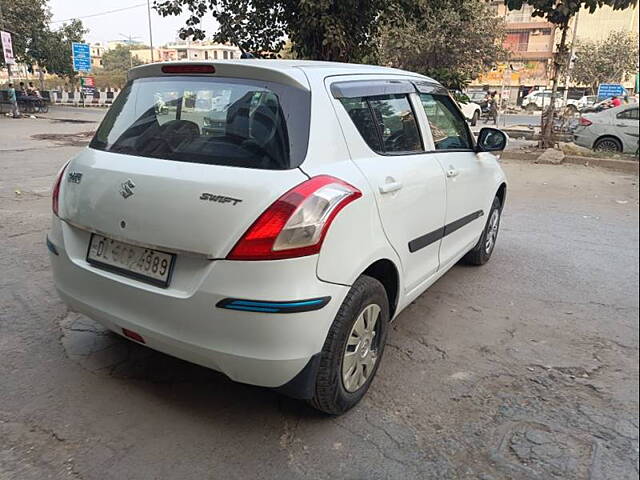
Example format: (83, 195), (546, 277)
(476, 127), (508, 152)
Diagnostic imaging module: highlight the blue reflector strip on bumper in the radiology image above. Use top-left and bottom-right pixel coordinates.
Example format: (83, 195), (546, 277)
(217, 296), (331, 314)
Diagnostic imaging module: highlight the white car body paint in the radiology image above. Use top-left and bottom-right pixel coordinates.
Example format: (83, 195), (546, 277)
(49, 60), (507, 393)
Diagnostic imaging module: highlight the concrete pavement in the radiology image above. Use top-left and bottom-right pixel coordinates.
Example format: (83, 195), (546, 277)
(1, 109), (638, 479)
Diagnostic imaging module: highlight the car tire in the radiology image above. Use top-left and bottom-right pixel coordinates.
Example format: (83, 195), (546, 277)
(594, 136), (622, 153)
(525, 103), (538, 112)
(463, 196), (502, 266)
(309, 275), (389, 415)
(470, 110), (480, 126)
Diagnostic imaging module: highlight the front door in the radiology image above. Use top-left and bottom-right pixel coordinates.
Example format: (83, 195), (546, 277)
(416, 92), (495, 266)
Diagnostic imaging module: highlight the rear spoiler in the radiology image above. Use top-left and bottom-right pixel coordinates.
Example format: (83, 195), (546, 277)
(128, 61), (310, 91)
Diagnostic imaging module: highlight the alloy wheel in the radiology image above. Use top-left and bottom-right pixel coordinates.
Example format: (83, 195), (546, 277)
(342, 304), (381, 393)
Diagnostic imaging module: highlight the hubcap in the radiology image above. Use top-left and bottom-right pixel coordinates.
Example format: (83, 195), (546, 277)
(596, 140), (619, 152)
(485, 209), (500, 254)
(342, 304), (381, 393)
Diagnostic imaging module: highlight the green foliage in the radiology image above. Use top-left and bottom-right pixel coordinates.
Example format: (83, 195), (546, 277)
(154, 0), (391, 61)
(101, 45), (144, 72)
(378, 0), (507, 90)
(32, 20), (87, 79)
(0, 0), (50, 67)
(571, 31), (639, 93)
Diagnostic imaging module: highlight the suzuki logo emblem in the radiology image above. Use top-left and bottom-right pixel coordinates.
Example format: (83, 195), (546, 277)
(120, 179), (135, 199)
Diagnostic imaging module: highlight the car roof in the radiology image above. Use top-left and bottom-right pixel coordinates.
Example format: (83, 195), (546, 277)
(128, 59), (437, 91)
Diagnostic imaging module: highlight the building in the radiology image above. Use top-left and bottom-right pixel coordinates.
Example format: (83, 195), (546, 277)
(166, 41), (241, 61)
(471, 2), (638, 103)
(90, 43), (105, 69)
(129, 48), (179, 63)
(574, 3), (639, 42)
(471, 2), (557, 104)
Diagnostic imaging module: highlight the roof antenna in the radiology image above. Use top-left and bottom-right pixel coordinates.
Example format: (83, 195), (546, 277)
(220, 17), (257, 59)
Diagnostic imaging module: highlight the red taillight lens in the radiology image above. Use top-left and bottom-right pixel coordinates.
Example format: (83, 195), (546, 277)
(227, 175), (362, 261)
(161, 64), (215, 74)
(579, 117), (592, 126)
(52, 162), (69, 217)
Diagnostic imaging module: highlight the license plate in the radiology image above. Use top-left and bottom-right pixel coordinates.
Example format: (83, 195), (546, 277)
(86, 234), (175, 287)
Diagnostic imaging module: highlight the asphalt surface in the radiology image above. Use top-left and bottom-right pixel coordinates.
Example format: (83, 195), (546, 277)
(1, 107), (639, 480)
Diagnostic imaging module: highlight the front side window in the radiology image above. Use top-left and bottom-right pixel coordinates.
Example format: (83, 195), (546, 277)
(419, 93), (473, 151)
(339, 94), (422, 154)
(90, 76), (310, 170)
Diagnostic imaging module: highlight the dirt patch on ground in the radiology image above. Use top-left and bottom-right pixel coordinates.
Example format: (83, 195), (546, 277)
(31, 131), (94, 146)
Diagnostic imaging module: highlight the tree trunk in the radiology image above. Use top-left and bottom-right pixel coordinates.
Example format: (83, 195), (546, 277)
(540, 22), (570, 149)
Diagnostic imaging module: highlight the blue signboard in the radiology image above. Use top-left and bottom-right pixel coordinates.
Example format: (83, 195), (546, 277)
(597, 83), (626, 99)
(72, 42), (91, 72)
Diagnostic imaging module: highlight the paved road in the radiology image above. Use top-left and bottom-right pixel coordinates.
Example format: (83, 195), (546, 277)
(1, 109), (638, 479)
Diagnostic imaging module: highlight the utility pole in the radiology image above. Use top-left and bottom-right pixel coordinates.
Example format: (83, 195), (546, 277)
(119, 33), (141, 68)
(146, 0), (154, 62)
(563, 10), (580, 104)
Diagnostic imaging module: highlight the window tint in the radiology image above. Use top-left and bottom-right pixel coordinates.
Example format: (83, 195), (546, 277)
(617, 108), (639, 120)
(90, 77), (310, 170)
(339, 94), (422, 154)
(339, 97), (383, 152)
(419, 93), (473, 150)
(369, 95), (422, 153)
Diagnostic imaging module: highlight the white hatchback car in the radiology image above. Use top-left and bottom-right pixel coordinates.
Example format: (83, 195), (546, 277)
(48, 60), (508, 414)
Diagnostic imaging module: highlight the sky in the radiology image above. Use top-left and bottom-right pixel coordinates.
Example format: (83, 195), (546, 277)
(48, 0), (218, 46)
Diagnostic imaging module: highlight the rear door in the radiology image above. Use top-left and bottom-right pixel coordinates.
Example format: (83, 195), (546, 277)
(59, 74), (311, 258)
(329, 78), (447, 291)
(415, 89), (495, 266)
(614, 107), (639, 153)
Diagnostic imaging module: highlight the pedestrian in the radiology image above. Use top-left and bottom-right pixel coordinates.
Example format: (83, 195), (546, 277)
(489, 91), (499, 125)
(611, 96), (622, 107)
(6, 83), (20, 118)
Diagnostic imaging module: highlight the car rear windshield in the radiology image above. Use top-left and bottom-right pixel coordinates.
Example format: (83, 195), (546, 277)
(90, 76), (310, 170)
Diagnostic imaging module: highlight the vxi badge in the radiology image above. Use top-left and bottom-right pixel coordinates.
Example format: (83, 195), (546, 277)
(199, 193), (243, 206)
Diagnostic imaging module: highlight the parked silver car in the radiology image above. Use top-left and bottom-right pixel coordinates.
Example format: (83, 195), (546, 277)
(573, 104), (639, 153)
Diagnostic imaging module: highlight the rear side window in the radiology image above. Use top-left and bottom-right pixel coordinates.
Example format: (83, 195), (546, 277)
(419, 93), (473, 151)
(339, 94), (422, 154)
(617, 108), (639, 120)
(90, 77), (310, 170)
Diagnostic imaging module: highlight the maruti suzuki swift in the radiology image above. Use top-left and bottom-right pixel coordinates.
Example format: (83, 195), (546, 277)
(48, 60), (508, 414)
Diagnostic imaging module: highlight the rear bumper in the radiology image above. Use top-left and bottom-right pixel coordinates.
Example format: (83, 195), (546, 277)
(48, 220), (349, 391)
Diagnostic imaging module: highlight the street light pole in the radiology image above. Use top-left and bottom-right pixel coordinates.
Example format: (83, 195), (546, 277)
(147, 0), (154, 62)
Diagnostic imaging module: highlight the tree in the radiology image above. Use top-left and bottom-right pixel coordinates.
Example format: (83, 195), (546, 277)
(504, 0), (638, 148)
(571, 31), (639, 94)
(154, 0), (391, 62)
(0, 0), (50, 68)
(378, 0), (507, 91)
(101, 44), (144, 72)
(30, 19), (87, 84)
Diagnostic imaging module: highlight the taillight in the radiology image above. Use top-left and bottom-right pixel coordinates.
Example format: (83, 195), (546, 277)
(161, 64), (215, 74)
(52, 162), (69, 216)
(228, 175), (362, 261)
(579, 117), (592, 126)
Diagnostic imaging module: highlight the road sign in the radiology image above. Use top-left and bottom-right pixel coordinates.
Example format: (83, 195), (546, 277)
(1, 30), (16, 65)
(597, 83), (626, 99)
(72, 42), (92, 72)
(80, 76), (96, 96)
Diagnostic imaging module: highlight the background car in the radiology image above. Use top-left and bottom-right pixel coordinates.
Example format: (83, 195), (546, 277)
(577, 95), (598, 111)
(457, 99), (482, 126)
(522, 90), (579, 113)
(573, 104), (639, 153)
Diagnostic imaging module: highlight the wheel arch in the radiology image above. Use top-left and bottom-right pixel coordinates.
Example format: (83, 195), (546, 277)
(360, 258), (400, 320)
(496, 182), (507, 210)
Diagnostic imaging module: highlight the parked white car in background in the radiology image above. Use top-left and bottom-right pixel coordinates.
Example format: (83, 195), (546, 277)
(48, 60), (508, 414)
(573, 103), (640, 153)
(522, 90), (579, 112)
(458, 100), (482, 126)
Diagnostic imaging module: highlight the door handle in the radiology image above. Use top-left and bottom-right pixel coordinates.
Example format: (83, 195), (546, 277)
(379, 181), (403, 194)
(615, 124), (627, 127)
(446, 167), (459, 178)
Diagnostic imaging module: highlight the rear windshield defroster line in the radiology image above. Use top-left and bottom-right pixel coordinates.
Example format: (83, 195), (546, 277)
(90, 76), (311, 170)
